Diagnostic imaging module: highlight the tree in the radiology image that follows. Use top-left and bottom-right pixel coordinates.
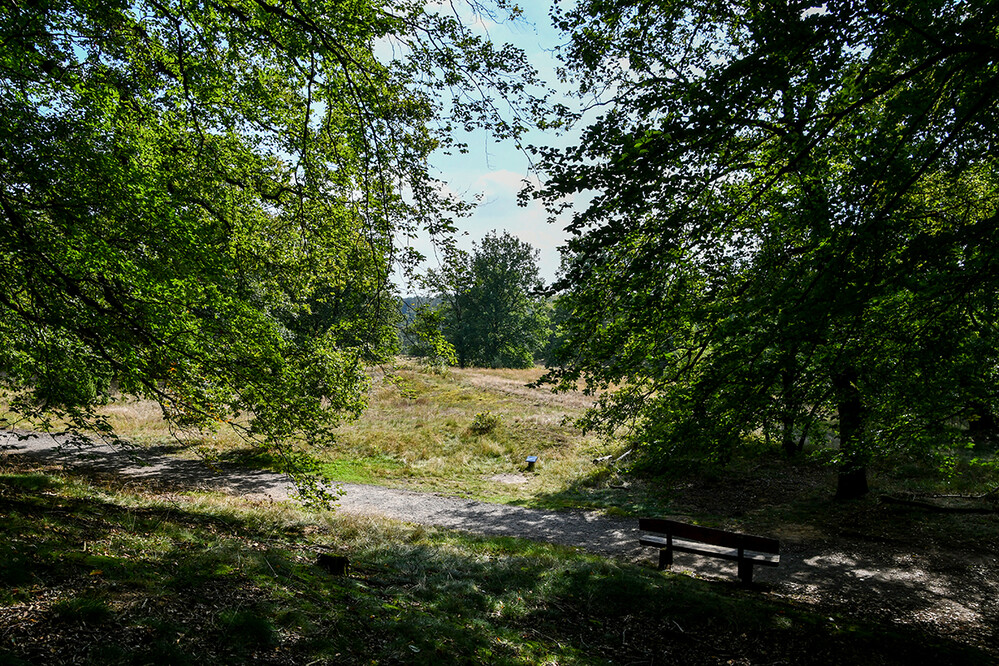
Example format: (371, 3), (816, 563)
(401, 297), (458, 371)
(0, 0), (537, 501)
(422, 230), (549, 368)
(538, 0), (999, 498)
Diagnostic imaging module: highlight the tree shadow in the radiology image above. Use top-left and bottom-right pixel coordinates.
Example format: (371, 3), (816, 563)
(1, 429), (296, 500)
(1, 470), (993, 665)
(4, 430), (996, 662)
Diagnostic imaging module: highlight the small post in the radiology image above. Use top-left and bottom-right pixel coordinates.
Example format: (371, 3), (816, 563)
(526, 455), (538, 472)
(660, 532), (674, 570)
(658, 547), (673, 571)
(737, 546), (753, 584)
(317, 553), (349, 576)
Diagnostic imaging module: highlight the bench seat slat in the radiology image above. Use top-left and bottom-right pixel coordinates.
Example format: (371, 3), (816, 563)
(639, 536), (780, 566)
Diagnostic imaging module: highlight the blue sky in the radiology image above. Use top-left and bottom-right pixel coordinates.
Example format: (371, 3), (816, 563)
(402, 2), (582, 289)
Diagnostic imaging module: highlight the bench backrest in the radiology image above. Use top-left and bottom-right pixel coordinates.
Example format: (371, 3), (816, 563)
(639, 518), (779, 554)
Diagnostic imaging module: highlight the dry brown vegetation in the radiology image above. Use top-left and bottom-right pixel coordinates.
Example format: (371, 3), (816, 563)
(84, 361), (613, 506)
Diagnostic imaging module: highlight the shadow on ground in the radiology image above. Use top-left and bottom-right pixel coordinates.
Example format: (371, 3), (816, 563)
(1, 466), (994, 665)
(3, 429), (997, 658)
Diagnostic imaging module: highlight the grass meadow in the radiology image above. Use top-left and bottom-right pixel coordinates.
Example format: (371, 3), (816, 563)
(96, 361), (656, 513)
(91, 358), (999, 520)
(0, 464), (990, 665)
(2, 360), (997, 663)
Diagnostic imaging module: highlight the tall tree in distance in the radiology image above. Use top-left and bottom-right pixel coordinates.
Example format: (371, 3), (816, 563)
(0, 0), (538, 501)
(538, 0), (999, 498)
(418, 230), (549, 368)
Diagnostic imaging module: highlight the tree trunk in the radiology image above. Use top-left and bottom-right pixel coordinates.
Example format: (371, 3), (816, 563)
(780, 358), (804, 457)
(834, 367), (869, 500)
(781, 412), (800, 457)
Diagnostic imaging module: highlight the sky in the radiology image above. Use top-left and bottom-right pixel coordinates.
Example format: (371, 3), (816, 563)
(399, 1), (581, 290)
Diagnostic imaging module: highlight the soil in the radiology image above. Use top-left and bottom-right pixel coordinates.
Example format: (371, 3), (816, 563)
(3, 429), (997, 656)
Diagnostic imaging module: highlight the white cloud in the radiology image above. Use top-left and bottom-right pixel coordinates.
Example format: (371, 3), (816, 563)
(459, 170), (580, 284)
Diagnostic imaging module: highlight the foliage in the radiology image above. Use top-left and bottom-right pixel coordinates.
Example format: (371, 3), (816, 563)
(469, 410), (501, 435)
(421, 230), (550, 368)
(537, 291), (575, 365)
(538, 0), (999, 498)
(402, 299), (458, 371)
(0, 0), (538, 501)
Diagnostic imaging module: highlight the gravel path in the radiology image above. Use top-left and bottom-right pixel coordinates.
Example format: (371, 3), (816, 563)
(0, 430), (647, 562)
(3, 428), (997, 649)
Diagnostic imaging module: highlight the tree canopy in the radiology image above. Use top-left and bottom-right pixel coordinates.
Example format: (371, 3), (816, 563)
(0, 0), (536, 499)
(413, 230), (549, 368)
(538, 0), (999, 498)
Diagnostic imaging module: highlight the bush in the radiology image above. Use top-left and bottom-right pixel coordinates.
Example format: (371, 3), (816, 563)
(469, 411), (501, 435)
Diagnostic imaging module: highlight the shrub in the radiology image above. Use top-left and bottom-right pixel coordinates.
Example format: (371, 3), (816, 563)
(469, 411), (501, 435)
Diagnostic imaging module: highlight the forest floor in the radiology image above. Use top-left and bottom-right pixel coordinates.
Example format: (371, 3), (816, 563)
(3, 428), (997, 663)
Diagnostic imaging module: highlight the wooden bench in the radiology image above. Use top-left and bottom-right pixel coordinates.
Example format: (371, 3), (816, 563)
(639, 518), (780, 584)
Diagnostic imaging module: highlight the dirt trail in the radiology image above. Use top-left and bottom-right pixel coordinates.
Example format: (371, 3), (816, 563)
(3, 429), (997, 651)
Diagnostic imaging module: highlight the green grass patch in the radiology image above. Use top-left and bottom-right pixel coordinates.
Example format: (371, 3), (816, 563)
(319, 454), (407, 484)
(0, 467), (993, 665)
(0, 473), (56, 492)
(51, 595), (114, 624)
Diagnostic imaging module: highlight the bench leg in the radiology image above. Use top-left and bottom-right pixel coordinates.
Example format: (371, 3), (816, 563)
(737, 560), (754, 584)
(658, 548), (673, 571)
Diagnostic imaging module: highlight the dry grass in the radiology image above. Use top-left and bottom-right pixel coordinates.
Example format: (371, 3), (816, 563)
(64, 360), (618, 508)
(316, 360), (612, 502)
(452, 367), (598, 411)
(93, 397), (248, 458)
